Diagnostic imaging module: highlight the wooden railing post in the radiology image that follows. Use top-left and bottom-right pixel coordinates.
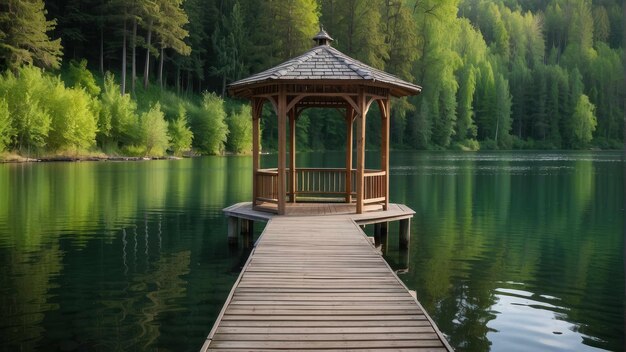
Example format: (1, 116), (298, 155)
(345, 107), (354, 203)
(252, 98), (261, 207)
(356, 88), (368, 214)
(381, 99), (390, 210)
(289, 110), (296, 203)
(277, 87), (287, 215)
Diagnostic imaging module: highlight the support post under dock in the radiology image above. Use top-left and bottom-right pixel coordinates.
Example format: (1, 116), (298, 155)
(399, 218), (411, 250)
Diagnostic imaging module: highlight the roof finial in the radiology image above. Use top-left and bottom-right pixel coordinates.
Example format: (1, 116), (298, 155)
(313, 25), (333, 46)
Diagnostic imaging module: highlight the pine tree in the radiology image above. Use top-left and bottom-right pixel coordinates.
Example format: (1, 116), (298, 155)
(0, 0), (62, 71)
(250, 0), (319, 71)
(154, 0), (191, 89)
(494, 74), (512, 148)
(211, 2), (248, 96)
(332, 0), (388, 69)
(168, 106), (193, 156)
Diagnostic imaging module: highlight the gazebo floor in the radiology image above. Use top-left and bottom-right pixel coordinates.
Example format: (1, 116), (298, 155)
(256, 201), (383, 216)
(223, 202), (415, 224)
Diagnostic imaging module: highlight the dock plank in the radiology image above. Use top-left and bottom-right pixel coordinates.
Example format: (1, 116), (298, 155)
(201, 210), (451, 351)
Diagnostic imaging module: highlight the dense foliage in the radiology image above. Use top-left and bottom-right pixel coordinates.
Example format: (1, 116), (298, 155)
(0, 0), (623, 156)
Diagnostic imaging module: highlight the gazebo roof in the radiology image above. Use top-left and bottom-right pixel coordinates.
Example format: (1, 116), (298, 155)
(228, 37), (422, 98)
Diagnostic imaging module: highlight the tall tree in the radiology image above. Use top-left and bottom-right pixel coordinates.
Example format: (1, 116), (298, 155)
(211, 2), (248, 96)
(331, 0), (388, 69)
(0, 0), (62, 71)
(250, 0), (319, 71)
(154, 0), (191, 89)
(568, 94), (597, 147)
(141, 1), (160, 89)
(494, 73), (512, 148)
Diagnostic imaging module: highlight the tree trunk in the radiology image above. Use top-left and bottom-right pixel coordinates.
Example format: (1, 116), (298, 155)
(221, 75), (226, 97)
(121, 19), (127, 95)
(143, 22), (153, 89)
(176, 66), (180, 94)
(158, 46), (165, 89)
(495, 114), (500, 144)
(131, 18), (137, 93)
(99, 26), (104, 74)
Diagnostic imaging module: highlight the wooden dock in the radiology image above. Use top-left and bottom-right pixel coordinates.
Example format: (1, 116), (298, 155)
(201, 203), (452, 351)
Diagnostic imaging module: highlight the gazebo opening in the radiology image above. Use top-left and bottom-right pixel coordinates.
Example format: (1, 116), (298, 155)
(228, 29), (421, 215)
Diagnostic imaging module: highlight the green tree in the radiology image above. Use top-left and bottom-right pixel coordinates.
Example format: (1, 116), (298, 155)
(331, 0), (388, 69)
(212, 2), (248, 95)
(383, 0), (417, 80)
(250, 0), (319, 70)
(168, 106), (193, 156)
(0, 98), (12, 151)
(0, 66), (51, 152)
(98, 73), (139, 149)
(154, 0), (191, 89)
(139, 102), (170, 157)
(0, 0), (62, 71)
(192, 92), (228, 155)
(412, 0), (461, 148)
(227, 104), (252, 154)
(494, 74), (512, 148)
(592, 5), (610, 43)
(66, 59), (101, 96)
(568, 94), (597, 147)
(44, 77), (98, 152)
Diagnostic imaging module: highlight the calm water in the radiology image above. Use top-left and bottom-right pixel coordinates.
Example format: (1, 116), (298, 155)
(0, 151), (623, 351)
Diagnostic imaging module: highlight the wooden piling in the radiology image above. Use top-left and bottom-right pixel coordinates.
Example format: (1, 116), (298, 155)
(399, 218), (410, 250)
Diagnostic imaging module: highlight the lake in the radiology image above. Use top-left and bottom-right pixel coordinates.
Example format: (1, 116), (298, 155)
(0, 151), (623, 351)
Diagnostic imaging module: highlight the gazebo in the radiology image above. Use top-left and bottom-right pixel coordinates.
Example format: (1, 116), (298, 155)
(228, 29), (421, 215)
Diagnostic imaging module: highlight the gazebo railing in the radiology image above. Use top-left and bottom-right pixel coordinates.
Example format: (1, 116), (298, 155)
(363, 170), (386, 204)
(254, 168), (386, 205)
(256, 169), (279, 203)
(296, 168), (355, 196)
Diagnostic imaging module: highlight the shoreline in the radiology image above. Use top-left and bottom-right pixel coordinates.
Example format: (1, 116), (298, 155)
(0, 154), (185, 163)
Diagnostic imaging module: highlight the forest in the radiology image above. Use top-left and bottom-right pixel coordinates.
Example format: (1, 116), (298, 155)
(0, 0), (623, 157)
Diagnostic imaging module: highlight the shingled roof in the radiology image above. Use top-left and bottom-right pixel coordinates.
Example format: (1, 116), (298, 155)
(228, 32), (422, 98)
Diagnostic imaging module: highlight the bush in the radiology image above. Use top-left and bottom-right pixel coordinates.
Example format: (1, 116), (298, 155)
(139, 102), (170, 157)
(0, 98), (12, 152)
(0, 67), (51, 152)
(480, 138), (498, 150)
(227, 104), (252, 154)
(451, 139), (480, 151)
(168, 105), (193, 156)
(44, 76), (98, 153)
(66, 59), (101, 96)
(191, 92), (228, 155)
(99, 72), (139, 149)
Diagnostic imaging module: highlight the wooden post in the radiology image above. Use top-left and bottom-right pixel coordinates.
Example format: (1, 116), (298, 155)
(252, 99), (261, 207)
(227, 216), (238, 245)
(289, 109), (296, 203)
(345, 107), (354, 203)
(240, 219), (254, 248)
(380, 221), (388, 253)
(277, 87), (287, 215)
(399, 218), (410, 250)
(356, 89), (367, 214)
(380, 99), (390, 210)
(374, 223), (381, 246)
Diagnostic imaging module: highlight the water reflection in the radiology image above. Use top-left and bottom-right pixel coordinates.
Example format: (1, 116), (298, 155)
(0, 158), (255, 351)
(0, 152), (623, 351)
(488, 286), (603, 352)
(389, 151), (624, 351)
